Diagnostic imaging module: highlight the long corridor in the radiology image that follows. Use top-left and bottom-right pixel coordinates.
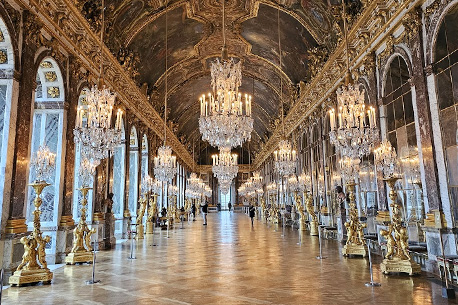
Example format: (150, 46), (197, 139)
(3, 213), (454, 305)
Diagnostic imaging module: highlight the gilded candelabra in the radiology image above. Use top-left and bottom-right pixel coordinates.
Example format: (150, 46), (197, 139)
(380, 177), (421, 275)
(9, 182), (54, 285)
(304, 191), (318, 236)
(65, 187), (96, 264)
(296, 192), (307, 231)
(136, 195), (147, 240)
(146, 194), (158, 234)
(342, 180), (368, 257)
(268, 194), (279, 223)
(260, 197), (266, 219)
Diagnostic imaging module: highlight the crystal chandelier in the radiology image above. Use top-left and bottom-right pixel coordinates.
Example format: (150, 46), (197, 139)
(73, 1), (122, 162)
(30, 144), (56, 183)
(238, 171), (263, 199)
(219, 179), (232, 195)
(168, 185), (178, 196)
(339, 156), (361, 182)
(154, 6), (177, 183)
(154, 145), (177, 182)
(212, 147), (238, 183)
(274, 140), (297, 176)
(298, 172), (311, 192)
(78, 158), (97, 188)
(272, 8), (296, 177)
(329, 86), (378, 159)
(328, 0), (378, 161)
(400, 147), (420, 184)
(266, 181), (277, 195)
(198, 0), (253, 149)
(374, 140), (398, 179)
(74, 87), (123, 162)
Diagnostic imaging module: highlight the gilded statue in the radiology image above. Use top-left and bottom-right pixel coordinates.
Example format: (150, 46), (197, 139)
(17, 236), (38, 271)
(137, 197), (147, 225)
(66, 187), (96, 264)
(295, 193), (306, 220)
(379, 177), (420, 275)
(305, 193), (317, 222)
(147, 194), (158, 223)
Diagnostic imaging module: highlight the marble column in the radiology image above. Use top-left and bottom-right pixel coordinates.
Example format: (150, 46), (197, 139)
(55, 57), (78, 263)
(407, 29), (441, 213)
(2, 12), (38, 278)
(122, 115), (131, 239)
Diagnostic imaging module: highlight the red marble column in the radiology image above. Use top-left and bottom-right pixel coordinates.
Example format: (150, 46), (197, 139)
(6, 16), (38, 232)
(407, 24), (441, 211)
(59, 57), (78, 226)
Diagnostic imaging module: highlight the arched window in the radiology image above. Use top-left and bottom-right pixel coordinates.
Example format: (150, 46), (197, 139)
(383, 56), (416, 157)
(0, 18), (15, 223)
(128, 126), (139, 216)
(27, 57), (65, 232)
(72, 88), (94, 221)
(141, 134), (148, 179)
(383, 55), (419, 220)
(434, 5), (458, 224)
(113, 120), (125, 236)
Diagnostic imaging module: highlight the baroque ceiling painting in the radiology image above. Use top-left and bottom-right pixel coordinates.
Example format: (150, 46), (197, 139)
(79, 0), (340, 163)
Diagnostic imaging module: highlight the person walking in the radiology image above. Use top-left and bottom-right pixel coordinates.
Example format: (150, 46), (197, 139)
(191, 203), (196, 221)
(202, 202), (208, 225)
(228, 202), (232, 212)
(249, 204), (256, 227)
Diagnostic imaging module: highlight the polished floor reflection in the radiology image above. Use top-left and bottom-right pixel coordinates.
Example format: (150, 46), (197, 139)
(3, 212), (456, 304)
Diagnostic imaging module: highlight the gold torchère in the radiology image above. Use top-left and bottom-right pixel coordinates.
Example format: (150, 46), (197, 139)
(380, 177), (421, 275)
(296, 192), (307, 231)
(269, 194), (279, 223)
(9, 182), (54, 286)
(136, 196), (147, 240)
(146, 194), (158, 234)
(260, 197), (266, 219)
(305, 191), (318, 236)
(65, 187), (96, 264)
(341, 180), (368, 257)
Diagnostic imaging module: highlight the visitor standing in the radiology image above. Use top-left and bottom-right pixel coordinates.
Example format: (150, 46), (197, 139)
(202, 202), (208, 225)
(228, 202), (232, 212)
(249, 204), (255, 227)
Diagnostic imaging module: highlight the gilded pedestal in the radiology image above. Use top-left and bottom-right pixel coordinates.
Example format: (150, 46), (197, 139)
(379, 177), (421, 275)
(65, 187), (95, 265)
(380, 257), (421, 275)
(9, 182), (54, 286)
(342, 181), (368, 257)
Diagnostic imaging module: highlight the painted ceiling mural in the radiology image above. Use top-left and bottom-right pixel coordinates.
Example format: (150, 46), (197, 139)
(76, 0), (345, 162)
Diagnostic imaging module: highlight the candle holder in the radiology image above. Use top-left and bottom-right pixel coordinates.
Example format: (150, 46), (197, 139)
(10, 145), (55, 286)
(9, 182), (54, 286)
(380, 177), (421, 275)
(295, 192), (307, 231)
(135, 195), (147, 240)
(146, 194), (158, 234)
(341, 180), (368, 257)
(65, 186), (96, 265)
(305, 191), (319, 236)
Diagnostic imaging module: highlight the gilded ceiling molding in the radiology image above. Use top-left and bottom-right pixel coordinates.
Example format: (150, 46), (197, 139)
(253, 0), (423, 169)
(14, 0), (196, 169)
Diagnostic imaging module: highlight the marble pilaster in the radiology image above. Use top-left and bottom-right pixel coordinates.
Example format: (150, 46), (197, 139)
(407, 26), (442, 214)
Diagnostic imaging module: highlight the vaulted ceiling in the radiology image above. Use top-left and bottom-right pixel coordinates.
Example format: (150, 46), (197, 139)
(79, 0), (342, 163)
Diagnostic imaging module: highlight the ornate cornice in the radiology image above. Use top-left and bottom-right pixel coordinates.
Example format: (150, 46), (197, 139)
(253, 0), (423, 169)
(15, 0), (196, 169)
